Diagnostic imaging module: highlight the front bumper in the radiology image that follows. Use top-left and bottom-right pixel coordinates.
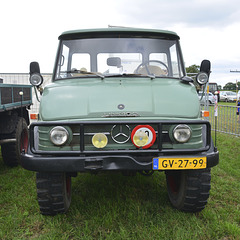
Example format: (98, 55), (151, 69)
(21, 144), (219, 173)
(20, 119), (219, 172)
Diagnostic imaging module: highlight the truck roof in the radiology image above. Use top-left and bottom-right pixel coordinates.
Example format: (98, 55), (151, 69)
(59, 28), (180, 40)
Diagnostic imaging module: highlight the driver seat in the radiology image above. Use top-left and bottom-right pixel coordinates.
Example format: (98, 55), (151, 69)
(137, 65), (166, 75)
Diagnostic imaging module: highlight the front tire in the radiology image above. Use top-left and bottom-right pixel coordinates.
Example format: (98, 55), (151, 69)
(165, 168), (211, 212)
(36, 172), (72, 215)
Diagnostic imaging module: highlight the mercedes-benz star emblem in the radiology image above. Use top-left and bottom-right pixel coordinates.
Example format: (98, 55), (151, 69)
(118, 104), (125, 110)
(111, 125), (131, 144)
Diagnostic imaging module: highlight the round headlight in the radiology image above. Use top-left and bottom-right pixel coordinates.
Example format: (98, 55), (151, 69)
(196, 72), (208, 85)
(50, 126), (69, 146)
(92, 133), (108, 148)
(173, 125), (192, 143)
(29, 73), (43, 87)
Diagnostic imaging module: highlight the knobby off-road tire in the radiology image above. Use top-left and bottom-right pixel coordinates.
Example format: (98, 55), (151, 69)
(165, 168), (211, 212)
(1, 117), (29, 167)
(36, 172), (72, 215)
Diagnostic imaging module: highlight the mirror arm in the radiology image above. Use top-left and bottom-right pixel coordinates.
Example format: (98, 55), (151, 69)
(33, 86), (41, 102)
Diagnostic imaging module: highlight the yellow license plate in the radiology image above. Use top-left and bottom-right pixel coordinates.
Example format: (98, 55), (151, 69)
(153, 157), (207, 170)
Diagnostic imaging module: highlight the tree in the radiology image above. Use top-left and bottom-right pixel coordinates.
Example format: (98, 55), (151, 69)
(186, 64), (200, 90)
(223, 82), (240, 90)
(186, 64), (200, 75)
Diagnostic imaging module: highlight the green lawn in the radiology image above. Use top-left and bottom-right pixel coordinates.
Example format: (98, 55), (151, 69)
(218, 102), (237, 106)
(0, 133), (239, 240)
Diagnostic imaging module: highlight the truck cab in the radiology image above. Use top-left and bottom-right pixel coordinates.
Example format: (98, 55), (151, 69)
(21, 28), (219, 215)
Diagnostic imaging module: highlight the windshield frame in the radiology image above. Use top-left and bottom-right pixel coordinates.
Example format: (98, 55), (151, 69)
(53, 34), (186, 81)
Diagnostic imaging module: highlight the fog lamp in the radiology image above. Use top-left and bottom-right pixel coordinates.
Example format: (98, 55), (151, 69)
(131, 125), (156, 149)
(132, 130), (149, 147)
(92, 133), (108, 148)
(50, 126), (69, 146)
(173, 125), (192, 143)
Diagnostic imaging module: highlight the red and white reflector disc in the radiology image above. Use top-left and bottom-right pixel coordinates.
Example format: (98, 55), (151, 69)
(131, 125), (156, 149)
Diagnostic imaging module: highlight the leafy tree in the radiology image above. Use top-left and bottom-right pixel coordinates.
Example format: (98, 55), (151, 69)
(223, 82), (240, 90)
(186, 64), (200, 90)
(186, 64), (200, 74)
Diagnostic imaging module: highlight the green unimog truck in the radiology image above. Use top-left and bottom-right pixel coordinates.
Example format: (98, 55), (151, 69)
(21, 28), (219, 215)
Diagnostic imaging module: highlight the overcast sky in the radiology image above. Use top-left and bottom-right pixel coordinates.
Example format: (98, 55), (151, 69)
(1, 0), (240, 87)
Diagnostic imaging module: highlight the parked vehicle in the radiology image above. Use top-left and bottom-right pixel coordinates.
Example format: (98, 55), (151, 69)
(198, 91), (215, 104)
(220, 91), (237, 102)
(208, 82), (220, 101)
(21, 28), (219, 215)
(0, 81), (31, 166)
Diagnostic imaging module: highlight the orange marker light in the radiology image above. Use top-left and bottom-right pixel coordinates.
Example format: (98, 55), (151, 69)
(30, 114), (38, 120)
(201, 111), (209, 118)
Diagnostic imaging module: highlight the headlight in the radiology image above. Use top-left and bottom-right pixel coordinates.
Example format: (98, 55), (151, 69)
(173, 125), (192, 143)
(29, 73), (43, 87)
(196, 72), (208, 85)
(92, 133), (108, 148)
(50, 126), (69, 146)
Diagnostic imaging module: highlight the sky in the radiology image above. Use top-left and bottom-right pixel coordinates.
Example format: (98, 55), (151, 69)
(1, 0), (240, 87)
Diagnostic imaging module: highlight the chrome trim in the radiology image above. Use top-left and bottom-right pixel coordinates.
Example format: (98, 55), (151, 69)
(111, 125), (131, 144)
(73, 132), (110, 136)
(0, 139), (16, 144)
(72, 131), (168, 136)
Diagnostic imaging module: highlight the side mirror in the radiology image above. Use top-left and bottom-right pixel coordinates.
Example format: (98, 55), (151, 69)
(200, 60), (211, 76)
(29, 62), (43, 87)
(30, 61), (40, 74)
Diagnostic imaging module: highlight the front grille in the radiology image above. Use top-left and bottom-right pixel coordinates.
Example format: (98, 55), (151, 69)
(38, 123), (168, 151)
(30, 120), (211, 155)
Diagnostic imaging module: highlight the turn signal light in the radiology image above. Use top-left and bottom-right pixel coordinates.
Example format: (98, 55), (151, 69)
(92, 133), (108, 148)
(201, 110), (209, 117)
(30, 114), (38, 120)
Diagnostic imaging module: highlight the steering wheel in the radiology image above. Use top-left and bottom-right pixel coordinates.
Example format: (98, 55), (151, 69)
(135, 60), (169, 76)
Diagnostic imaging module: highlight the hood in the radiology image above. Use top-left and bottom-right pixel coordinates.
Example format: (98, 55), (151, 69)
(39, 78), (200, 121)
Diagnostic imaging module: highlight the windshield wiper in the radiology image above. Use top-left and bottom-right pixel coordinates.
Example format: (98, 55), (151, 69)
(66, 70), (105, 79)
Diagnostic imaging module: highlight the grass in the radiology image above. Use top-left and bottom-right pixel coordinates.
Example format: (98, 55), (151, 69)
(0, 133), (240, 239)
(218, 102), (238, 106)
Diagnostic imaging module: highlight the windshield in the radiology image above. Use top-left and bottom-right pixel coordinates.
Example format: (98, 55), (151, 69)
(55, 37), (184, 80)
